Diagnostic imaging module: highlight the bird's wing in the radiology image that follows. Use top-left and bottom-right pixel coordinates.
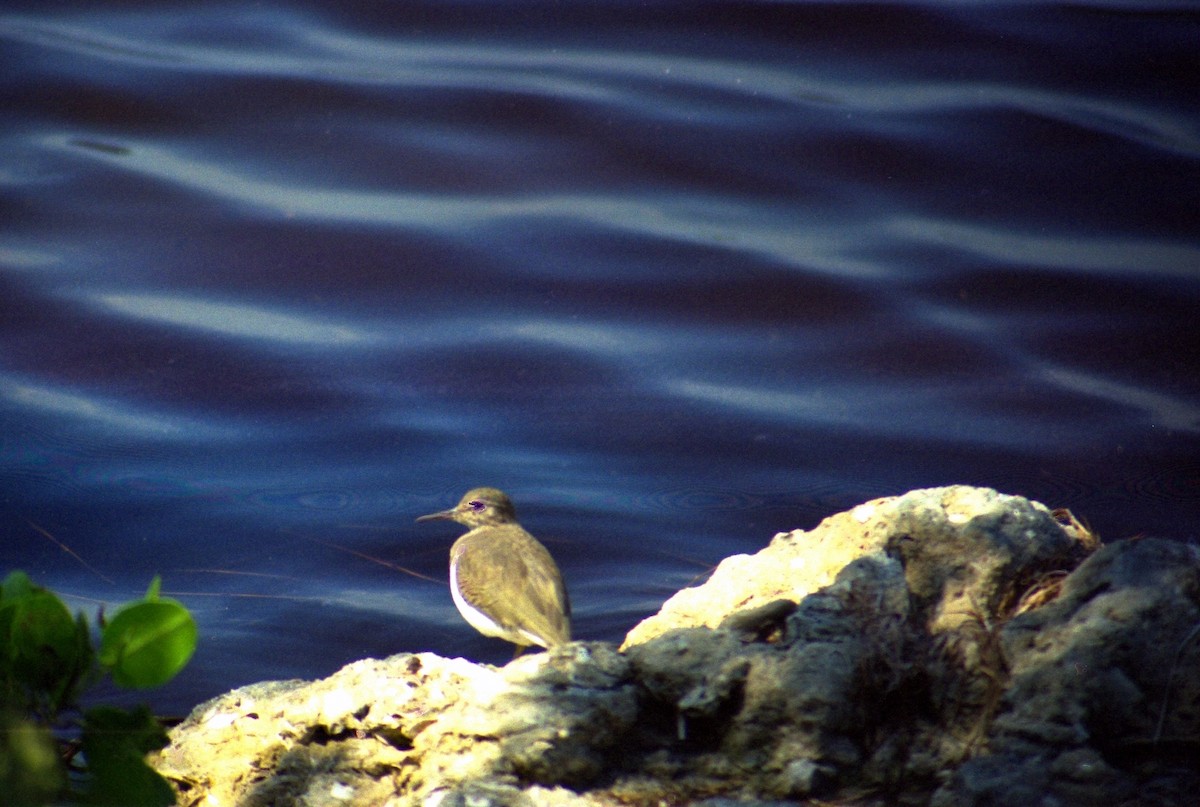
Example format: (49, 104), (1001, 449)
(454, 527), (570, 645)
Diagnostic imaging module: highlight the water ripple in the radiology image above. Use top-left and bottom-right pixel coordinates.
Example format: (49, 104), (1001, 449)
(1038, 365), (1200, 435)
(886, 216), (1200, 282)
(90, 292), (377, 347)
(4, 0), (1199, 704)
(47, 134), (888, 279)
(0, 376), (251, 440)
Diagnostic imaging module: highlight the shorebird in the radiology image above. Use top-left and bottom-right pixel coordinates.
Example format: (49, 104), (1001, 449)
(417, 487), (570, 655)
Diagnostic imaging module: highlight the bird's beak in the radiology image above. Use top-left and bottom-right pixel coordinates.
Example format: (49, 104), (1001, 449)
(416, 507), (457, 523)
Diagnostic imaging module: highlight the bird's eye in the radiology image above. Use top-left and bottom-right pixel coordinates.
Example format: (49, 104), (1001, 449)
(469, 500), (486, 512)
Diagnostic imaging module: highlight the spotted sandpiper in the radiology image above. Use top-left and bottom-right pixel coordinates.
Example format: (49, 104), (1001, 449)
(416, 487), (571, 655)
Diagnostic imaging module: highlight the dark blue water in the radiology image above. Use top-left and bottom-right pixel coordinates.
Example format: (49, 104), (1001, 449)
(3, 2), (1199, 715)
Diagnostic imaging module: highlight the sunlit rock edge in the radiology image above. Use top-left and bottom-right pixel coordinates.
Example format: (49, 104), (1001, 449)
(151, 485), (1199, 807)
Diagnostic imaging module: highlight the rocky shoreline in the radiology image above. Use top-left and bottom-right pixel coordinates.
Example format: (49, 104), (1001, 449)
(151, 486), (1199, 806)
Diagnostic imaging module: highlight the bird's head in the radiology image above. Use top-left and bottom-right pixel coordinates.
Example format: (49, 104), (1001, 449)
(416, 487), (518, 528)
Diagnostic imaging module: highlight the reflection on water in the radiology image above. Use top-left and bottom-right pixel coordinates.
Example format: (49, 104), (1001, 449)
(91, 292), (376, 346)
(2, 377), (237, 439)
(2, 1), (1199, 713)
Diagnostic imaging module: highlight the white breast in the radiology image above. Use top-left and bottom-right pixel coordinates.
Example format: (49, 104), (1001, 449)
(450, 554), (508, 639)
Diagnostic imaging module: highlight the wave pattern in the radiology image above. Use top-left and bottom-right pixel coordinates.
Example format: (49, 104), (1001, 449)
(2, 1), (1198, 710)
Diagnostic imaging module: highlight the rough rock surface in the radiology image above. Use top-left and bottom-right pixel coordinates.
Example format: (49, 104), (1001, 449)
(152, 486), (1199, 806)
(935, 536), (1200, 806)
(155, 646), (636, 807)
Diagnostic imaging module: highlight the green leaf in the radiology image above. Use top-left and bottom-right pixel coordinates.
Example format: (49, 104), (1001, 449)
(0, 575), (97, 716)
(0, 602), (16, 674)
(52, 612), (99, 713)
(0, 713), (66, 807)
(7, 589), (83, 691)
(144, 575), (162, 602)
(80, 705), (174, 806)
(99, 600), (196, 689)
(1, 571), (35, 602)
